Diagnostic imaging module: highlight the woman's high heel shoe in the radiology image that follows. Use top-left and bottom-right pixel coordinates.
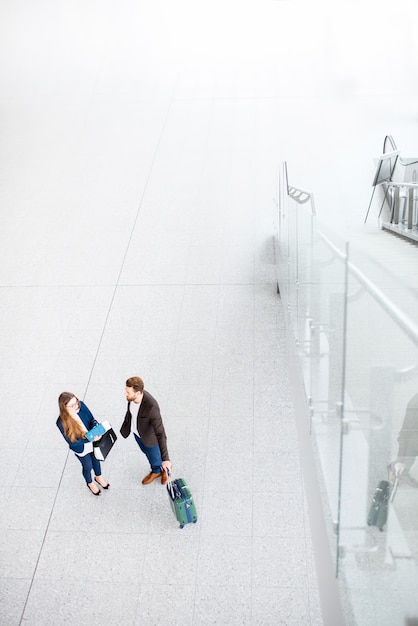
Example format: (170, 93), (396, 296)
(95, 478), (110, 490)
(87, 483), (101, 496)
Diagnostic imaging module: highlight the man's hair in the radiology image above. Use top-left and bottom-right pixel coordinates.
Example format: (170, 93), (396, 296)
(126, 376), (144, 392)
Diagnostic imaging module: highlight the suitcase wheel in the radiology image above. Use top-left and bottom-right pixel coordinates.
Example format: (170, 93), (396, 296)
(179, 524), (184, 529)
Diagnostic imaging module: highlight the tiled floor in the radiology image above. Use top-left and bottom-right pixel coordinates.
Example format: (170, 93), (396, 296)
(1, 1), (418, 625)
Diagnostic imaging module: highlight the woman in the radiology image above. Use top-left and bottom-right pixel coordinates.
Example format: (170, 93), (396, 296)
(57, 392), (110, 496)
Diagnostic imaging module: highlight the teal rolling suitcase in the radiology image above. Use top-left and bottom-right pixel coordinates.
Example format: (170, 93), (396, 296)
(167, 477), (197, 528)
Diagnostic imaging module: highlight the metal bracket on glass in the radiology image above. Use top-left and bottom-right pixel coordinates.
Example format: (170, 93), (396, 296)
(309, 321), (333, 332)
(310, 402), (338, 421)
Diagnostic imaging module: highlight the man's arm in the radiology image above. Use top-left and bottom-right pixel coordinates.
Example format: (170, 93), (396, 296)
(120, 403), (132, 438)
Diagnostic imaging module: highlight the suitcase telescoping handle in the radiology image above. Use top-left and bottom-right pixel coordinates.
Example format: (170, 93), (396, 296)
(166, 469), (175, 499)
(166, 470), (184, 502)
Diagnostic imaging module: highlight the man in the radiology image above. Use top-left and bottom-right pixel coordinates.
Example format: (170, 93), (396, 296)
(121, 376), (172, 485)
(388, 391), (418, 488)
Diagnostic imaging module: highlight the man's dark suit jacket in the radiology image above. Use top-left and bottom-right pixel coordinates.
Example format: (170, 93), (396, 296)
(120, 390), (170, 461)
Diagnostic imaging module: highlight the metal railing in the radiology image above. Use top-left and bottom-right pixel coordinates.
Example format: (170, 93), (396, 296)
(377, 136), (418, 241)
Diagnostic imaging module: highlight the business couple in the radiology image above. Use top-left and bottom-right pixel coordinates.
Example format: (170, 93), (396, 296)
(57, 376), (172, 496)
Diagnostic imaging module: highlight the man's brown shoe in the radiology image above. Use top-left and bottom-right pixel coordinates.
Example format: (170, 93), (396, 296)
(142, 472), (162, 485)
(161, 471), (168, 485)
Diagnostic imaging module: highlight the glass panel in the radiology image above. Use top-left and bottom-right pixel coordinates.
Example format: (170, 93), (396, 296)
(307, 219), (348, 567)
(338, 245), (418, 625)
(276, 165), (418, 625)
(294, 203), (313, 359)
(279, 193), (348, 567)
(286, 198), (298, 339)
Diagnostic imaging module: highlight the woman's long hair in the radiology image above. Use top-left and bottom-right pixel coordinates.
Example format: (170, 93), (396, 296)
(58, 392), (86, 442)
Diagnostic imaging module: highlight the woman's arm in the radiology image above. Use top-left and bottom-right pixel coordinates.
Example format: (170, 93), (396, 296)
(56, 416), (88, 453)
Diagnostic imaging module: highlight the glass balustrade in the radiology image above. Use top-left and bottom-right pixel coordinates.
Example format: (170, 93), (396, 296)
(276, 163), (418, 626)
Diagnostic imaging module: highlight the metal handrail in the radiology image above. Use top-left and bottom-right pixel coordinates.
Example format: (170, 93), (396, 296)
(347, 258), (418, 346)
(317, 229), (418, 346)
(383, 134), (418, 166)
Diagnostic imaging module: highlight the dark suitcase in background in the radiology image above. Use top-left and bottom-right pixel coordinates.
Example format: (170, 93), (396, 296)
(167, 477), (197, 529)
(367, 478), (398, 531)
